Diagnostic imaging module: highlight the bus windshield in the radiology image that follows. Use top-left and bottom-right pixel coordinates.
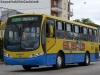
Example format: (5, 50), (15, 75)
(4, 15), (42, 51)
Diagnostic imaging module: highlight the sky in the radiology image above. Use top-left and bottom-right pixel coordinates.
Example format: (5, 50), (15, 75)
(71, 0), (100, 25)
(0, 0), (100, 25)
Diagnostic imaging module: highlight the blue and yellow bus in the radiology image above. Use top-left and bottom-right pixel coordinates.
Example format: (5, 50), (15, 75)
(3, 13), (99, 70)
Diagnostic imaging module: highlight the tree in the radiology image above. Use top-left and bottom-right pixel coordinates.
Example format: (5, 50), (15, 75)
(73, 18), (100, 27)
(73, 19), (81, 23)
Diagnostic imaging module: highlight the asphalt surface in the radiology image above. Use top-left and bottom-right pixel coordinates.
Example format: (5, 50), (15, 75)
(0, 61), (100, 75)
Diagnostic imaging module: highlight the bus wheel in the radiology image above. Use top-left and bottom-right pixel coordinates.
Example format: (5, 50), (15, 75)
(53, 53), (63, 69)
(84, 53), (90, 66)
(22, 65), (32, 70)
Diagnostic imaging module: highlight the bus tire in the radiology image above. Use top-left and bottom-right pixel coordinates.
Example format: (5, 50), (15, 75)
(53, 53), (63, 69)
(22, 65), (32, 70)
(84, 53), (90, 66)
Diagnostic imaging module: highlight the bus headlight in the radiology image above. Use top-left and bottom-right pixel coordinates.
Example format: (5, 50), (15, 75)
(4, 54), (12, 58)
(29, 53), (43, 58)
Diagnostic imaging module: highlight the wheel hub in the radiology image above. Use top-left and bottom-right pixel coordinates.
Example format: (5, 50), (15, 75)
(86, 55), (89, 64)
(57, 56), (62, 66)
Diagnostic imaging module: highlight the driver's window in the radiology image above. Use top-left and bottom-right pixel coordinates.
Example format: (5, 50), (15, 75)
(46, 18), (55, 38)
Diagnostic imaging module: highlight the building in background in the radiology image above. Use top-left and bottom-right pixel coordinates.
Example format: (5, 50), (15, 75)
(0, 0), (73, 21)
(51, 0), (73, 20)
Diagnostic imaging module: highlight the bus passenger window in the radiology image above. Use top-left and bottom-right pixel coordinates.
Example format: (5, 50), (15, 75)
(94, 30), (98, 42)
(56, 21), (64, 38)
(73, 25), (80, 40)
(88, 29), (93, 42)
(81, 27), (88, 41)
(65, 23), (73, 39)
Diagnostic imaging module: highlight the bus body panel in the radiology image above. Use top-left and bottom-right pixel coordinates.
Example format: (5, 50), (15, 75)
(4, 54), (46, 65)
(4, 53), (99, 65)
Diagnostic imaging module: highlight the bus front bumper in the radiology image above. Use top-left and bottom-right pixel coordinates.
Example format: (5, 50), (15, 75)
(4, 54), (46, 65)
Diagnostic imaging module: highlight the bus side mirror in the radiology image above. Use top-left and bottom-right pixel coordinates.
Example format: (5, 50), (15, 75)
(49, 25), (54, 37)
(1, 22), (6, 29)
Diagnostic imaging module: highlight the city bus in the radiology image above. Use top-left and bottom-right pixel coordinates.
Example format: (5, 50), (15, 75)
(3, 13), (99, 70)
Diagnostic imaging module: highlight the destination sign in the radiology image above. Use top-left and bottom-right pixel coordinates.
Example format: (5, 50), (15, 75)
(11, 17), (39, 22)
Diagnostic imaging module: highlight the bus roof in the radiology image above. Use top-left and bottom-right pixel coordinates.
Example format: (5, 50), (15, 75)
(8, 12), (43, 18)
(45, 14), (98, 29)
(8, 13), (98, 29)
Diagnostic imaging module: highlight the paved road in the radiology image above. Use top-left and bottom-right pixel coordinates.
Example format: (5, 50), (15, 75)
(0, 61), (100, 75)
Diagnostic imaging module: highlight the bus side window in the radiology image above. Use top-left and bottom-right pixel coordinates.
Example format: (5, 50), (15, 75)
(73, 25), (80, 40)
(65, 23), (73, 39)
(81, 27), (88, 41)
(94, 30), (98, 42)
(56, 21), (64, 38)
(88, 28), (93, 42)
